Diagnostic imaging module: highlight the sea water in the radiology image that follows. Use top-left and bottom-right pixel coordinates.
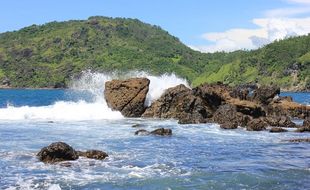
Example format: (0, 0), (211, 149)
(0, 72), (309, 190)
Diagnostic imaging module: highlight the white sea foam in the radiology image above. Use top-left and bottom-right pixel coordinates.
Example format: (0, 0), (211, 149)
(0, 71), (188, 121)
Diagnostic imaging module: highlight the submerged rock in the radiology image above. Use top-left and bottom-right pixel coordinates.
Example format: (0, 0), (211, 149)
(37, 142), (79, 163)
(77, 150), (108, 160)
(269, 127), (288, 133)
(287, 138), (310, 143)
(135, 128), (172, 136)
(104, 78), (150, 117)
(150, 128), (172, 136)
(143, 84), (211, 124)
(134, 129), (150, 135)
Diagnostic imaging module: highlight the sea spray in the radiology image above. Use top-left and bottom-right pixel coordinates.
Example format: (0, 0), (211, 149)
(0, 71), (188, 121)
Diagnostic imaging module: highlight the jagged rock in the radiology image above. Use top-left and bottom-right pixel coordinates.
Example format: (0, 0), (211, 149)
(269, 127), (288, 133)
(143, 84), (212, 124)
(246, 118), (267, 131)
(150, 128), (172, 136)
(212, 104), (251, 127)
(220, 122), (238, 129)
(37, 142), (79, 163)
(134, 129), (150, 135)
(252, 85), (280, 104)
(229, 84), (254, 100)
(77, 150), (108, 160)
(287, 138), (310, 143)
(104, 78), (150, 117)
(265, 116), (296, 128)
(192, 82), (232, 110)
(134, 128), (172, 136)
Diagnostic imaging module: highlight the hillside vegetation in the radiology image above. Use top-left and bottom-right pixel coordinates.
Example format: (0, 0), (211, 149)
(0, 16), (309, 90)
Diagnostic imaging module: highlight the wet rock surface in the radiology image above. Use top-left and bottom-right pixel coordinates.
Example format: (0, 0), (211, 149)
(135, 128), (172, 136)
(269, 127), (288, 133)
(37, 142), (79, 163)
(77, 150), (108, 160)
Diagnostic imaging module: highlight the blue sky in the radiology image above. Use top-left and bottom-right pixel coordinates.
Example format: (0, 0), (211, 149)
(1, 0), (310, 52)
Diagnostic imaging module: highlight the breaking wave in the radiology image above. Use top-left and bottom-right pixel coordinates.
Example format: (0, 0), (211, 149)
(0, 71), (188, 121)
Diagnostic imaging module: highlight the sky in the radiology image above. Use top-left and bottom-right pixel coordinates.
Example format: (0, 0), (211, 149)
(0, 0), (310, 53)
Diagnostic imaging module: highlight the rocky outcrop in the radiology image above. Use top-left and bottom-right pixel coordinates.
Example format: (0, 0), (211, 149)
(37, 142), (79, 163)
(212, 104), (250, 128)
(143, 84), (212, 124)
(246, 118), (267, 131)
(135, 128), (172, 136)
(104, 78), (150, 117)
(252, 85), (280, 104)
(265, 116), (296, 128)
(77, 150), (108, 160)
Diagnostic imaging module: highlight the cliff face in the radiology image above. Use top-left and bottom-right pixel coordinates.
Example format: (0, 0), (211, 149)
(0, 16), (309, 90)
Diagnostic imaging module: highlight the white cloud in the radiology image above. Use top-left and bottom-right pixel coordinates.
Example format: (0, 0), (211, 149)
(286, 0), (310, 4)
(191, 17), (310, 53)
(190, 0), (310, 53)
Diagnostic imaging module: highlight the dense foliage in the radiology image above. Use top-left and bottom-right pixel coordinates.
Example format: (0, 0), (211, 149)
(0, 16), (309, 90)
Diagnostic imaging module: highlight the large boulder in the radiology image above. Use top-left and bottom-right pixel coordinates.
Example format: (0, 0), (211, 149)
(104, 78), (150, 117)
(37, 142), (79, 163)
(143, 84), (212, 124)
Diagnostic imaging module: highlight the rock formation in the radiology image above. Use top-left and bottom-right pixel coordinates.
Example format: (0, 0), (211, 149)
(104, 78), (150, 117)
(37, 142), (79, 163)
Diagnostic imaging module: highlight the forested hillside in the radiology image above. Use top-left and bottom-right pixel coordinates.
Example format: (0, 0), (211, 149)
(0, 16), (309, 90)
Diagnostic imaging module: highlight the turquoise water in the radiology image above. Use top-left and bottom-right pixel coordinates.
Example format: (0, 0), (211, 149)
(0, 88), (309, 190)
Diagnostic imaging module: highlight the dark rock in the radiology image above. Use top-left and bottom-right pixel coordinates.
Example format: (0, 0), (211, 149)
(150, 128), (172, 136)
(192, 83), (232, 110)
(265, 116), (296, 128)
(229, 85), (250, 100)
(134, 128), (172, 136)
(77, 150), (108, 160)
(37, 142), (79, 163)
(212, 104), (250, 127)
(104, 78), (150, 117)
(287, 138), (310, 143)
(246, 118), (267, 131)
(143, 84), (212, 124)
(269, 127), (288, 133)
(132, 124), (143, 128)
(252, 85), (280, 104)
(134, 129), (150, 135)
(220, 122), (238, 129)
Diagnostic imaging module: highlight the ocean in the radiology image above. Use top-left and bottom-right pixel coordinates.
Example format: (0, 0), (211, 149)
(0, 73), (309, 190)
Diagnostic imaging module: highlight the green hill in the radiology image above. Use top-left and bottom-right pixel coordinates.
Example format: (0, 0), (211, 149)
(0, 16), (309, 91)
